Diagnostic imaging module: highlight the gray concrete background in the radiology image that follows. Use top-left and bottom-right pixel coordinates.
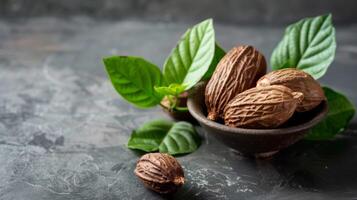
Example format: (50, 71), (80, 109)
(1, 0), (357, 25)
(1, 0), (357, 199)
(0, 16), (356, 199)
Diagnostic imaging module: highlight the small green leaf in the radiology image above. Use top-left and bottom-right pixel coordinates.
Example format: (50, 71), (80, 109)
(159, 122), (201, 155)
(271, 14), (336, 79)
(128, 120), (173, 152)
(103, 56), (164, 108)
(163, 19), (215, 89)
(306, 87), (355, 140)
(202, 44), (226, 80)
(127, 120), (201, 155)
(154, 83), (187, 96)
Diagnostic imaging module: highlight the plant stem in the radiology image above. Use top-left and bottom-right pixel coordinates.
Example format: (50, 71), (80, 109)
(167, 95), (176, 110)
(175, 106), (189, 111)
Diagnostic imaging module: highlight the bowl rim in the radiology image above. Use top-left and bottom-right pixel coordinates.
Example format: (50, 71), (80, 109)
(187, 85), (329, 136)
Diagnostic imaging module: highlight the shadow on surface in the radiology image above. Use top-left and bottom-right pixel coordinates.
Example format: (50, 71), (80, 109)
(271, 135), (357, 193)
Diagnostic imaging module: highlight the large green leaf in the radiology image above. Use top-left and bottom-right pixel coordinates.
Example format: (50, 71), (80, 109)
(202, 44), (226, 79)
(271, 14), (336, 79)
(159, 122), (201, 155)
(127, 120), (201, 155)
(163, 19), (215, 89)
(103, 56), (164, 108)
(306, 87), (355, 140)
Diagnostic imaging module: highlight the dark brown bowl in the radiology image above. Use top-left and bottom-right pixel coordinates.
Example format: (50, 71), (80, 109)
(187, 82), (328, 158)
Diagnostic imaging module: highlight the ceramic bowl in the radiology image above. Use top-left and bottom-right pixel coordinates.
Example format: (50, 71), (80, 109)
(187, 82), (328, 158)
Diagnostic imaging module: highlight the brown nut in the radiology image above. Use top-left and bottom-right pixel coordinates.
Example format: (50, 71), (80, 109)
(257, 68), (325, 112)
(205, 45), (267, 121)
(134, 153), (184, 194)
(224, 85), (303, 128)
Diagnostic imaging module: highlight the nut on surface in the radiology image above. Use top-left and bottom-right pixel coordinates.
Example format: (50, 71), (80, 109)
(224, 85), (303, 128)
(257, 68), (325, 112)
(134, 153), (184, 194)
(205, 45), (267, 121)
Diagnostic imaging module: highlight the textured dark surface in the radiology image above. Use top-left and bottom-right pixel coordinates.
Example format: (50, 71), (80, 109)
(1, 0), (357, 25)
(0, 17), (356, 199)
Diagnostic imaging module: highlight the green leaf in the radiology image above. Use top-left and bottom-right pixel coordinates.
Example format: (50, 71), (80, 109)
(163, 19), (215, 89)
(128, 120), (174, 151)
(103, 56), (164, 108)
(271, 14), (336, 79)
(306, 87), (355, 140)
(202, 44), (226, 80)
(154, 83), (187, 96)
(127, 120), (201, 155)
(159, 122), (201, 155)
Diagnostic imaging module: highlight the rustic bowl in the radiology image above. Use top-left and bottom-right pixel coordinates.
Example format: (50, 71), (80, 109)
(187, 82), (328, 158)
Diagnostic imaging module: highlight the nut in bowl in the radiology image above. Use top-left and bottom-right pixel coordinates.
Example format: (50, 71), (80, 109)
(188, 44), (329, 158)
(188, 81), (328, 158)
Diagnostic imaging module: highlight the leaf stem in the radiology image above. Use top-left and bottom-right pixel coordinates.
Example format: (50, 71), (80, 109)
(175, 106), (189, 111)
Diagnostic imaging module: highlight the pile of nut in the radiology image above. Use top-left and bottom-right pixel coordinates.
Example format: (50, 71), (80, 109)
(205, 45), (326, 128)
(133, 46), (327, 195)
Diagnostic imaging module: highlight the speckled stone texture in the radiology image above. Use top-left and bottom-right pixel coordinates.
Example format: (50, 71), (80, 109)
(0, 17), (356, 199)
(1, 0), (357, 25)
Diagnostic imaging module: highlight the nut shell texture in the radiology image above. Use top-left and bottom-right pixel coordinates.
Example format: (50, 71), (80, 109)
(224, 85), (303, 128)
(205, 45), (267, 121)
(257, 68), (325, 112)
(134, 153), (184, 194)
